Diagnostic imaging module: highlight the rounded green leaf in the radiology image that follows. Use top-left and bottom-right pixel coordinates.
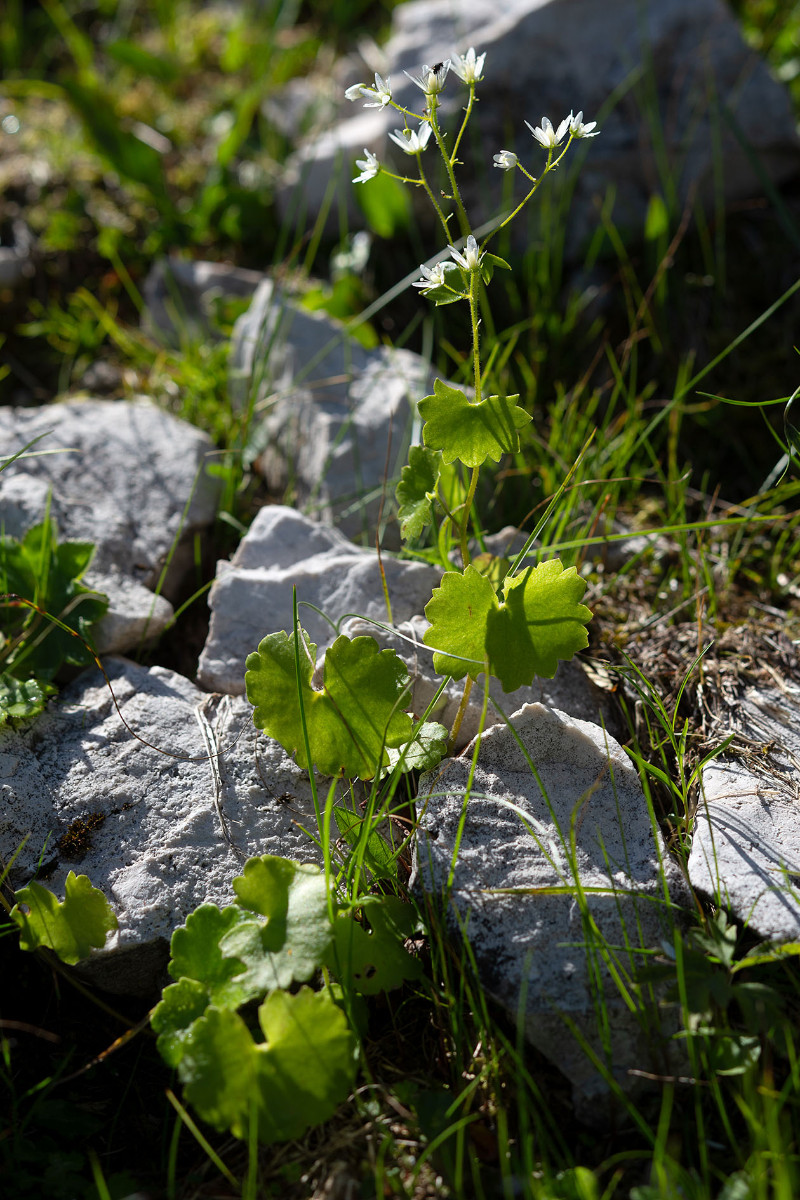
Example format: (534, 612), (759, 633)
(177, 989), (358, 1144)
(423, 566), (498, 680)
(246, 631), (413, 780)
(178, 1006), (258, 1138)
(11, 872), (117, 965)
(329, 897), (422, 995)
(424, 560), (592, 691)
(167, 903), (255, 1008)
(254, 987), (358, 1142)
(221, 856), (333, 991)
(396, 445), (441, 541)
(418, 378), (531, 467)
(151, 977), (210, 1068)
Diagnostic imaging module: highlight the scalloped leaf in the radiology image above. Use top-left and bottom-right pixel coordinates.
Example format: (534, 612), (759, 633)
(0, 673), (55, 725)
(328, 896), (422, 995)
(384, 721), (448, 774)
(418, 378), (531, 467)
(396, 445), (441, 541)
(151, 977), (211, 1068)
(168, 904), (256, 1004)
(11, 872), (118, 965)
(245, 630), (413, 779)
(178, 988), (358, 1143)
(219, 856), (333, 992)
(424, 560), (592, 691)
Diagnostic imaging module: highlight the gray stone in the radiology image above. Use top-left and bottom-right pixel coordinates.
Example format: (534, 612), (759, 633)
(0, 399), (222, 654)
(690, 685), (800, 941)
(0, 217), (35, 289)
(280, 0), (800, 253)
(197, 505), (441, 694)
(0, 658), (324, 994)
(142, 257), (265, 347)
(230, 279), (431, 540)
(342, 614), (620, 748)
(412, 703), (685, 1115)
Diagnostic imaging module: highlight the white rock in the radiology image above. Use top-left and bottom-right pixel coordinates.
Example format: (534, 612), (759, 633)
(342, 614), (620, 748)
(1, 658), (325, 994)
(280, 0), (799, 252)
(230, 280), (431, 540)
(690, 686), (800, 940)
(142, 257), (265, 347)
(412, 703), (686, 1116)
(0, 399), (222, 654)
(197, 505), (441, 694)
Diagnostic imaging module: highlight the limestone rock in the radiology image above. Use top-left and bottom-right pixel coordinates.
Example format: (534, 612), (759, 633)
(229, 279), (431, 540)
(197, 505), (441, 694)
(690, 685), (800, 941)
(0, 658), (324, 994)
(142, 257), (265, 347)
(0, 399), (222, 654)
(280, 0), (800, 253)
(412, 703), (686, 1116)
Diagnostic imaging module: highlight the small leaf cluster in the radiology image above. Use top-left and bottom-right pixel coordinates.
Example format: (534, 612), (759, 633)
(151, 854), (421, 1144)
(643, 911), (798, 1076)
(0, 515), (108, 725)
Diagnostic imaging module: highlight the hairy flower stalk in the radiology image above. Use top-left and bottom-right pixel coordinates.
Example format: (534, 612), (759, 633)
(343, 52), (600, 749)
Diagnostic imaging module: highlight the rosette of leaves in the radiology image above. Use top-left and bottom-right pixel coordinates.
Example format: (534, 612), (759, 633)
(1, 514), (107, 724)
(150, 854), (421, 1144)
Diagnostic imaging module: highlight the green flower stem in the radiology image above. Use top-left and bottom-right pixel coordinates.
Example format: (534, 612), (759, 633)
(428, 97), (470, 238)
(450, 83), (476, 163)
(458, 268), (483, 570)
(381, 169), (426, 186)
(448, 673), (473, 754)
(388, 102), (427, 123)
(416, 154), (451, 243)
(482, 137), (575, 251)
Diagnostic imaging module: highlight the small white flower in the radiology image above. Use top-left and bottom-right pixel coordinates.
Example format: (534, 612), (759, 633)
(568, 110), (600, 138)
(412, 261), (457, 293)
(451, 47), (486, 84)
(448, 233), (484, 272)
(388, 122), (433, 154)
(405, 60), (450, 95)
(352, 148), (380, 183)
(492, 150), (518, 170)
(354, 73), (393, 109)
(525, 115), (571, 149)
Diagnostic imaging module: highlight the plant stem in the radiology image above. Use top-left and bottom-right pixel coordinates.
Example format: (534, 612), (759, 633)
(482, 139), (574, 251)
(416, 154), (451, 243)
(448, 674), (473, 753)
(429, 97), (470, 238)
(450, 83), (475, 163)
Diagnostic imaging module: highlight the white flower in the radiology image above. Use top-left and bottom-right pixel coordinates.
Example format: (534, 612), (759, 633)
(451, 47), (485, 84)
(492, 150), (518, 170)
(388, 122), (433, 154)
(412, 261), (457, 293)
(348, 73), (392, 109)
(352, 148), (380, 183)
(525, 115), (571, 149)
(568, 110), (600, 138)
(405, 61), (450, 95)
(448, 233), (484, 272)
